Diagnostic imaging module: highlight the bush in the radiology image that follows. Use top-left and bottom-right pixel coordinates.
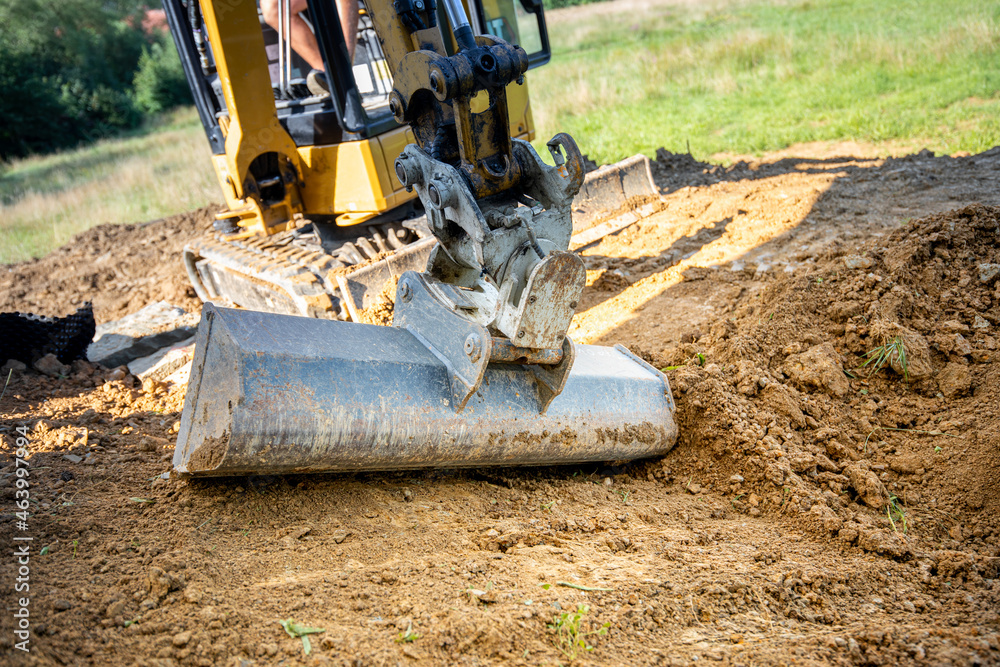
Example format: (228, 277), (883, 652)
(133, 37), (191, 115)
(0, 0), (178, 161)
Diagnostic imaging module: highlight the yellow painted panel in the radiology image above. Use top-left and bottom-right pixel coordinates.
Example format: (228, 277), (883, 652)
(506, 76), (535, 141)
(295, 138), (414, 218)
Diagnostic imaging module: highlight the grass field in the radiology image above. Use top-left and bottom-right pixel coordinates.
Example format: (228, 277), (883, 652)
(533, 0), (1000, 162)
(0, 109), (217, 264)
(2, 0), (998, 264)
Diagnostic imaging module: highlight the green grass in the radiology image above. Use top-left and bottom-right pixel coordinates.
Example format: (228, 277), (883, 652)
(0, 107), (216, 264)
(3, 0), (999, 263)
(530, 0), (1000, 163)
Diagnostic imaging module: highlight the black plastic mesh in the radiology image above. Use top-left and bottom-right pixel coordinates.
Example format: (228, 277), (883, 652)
(0, 303), (96, 365)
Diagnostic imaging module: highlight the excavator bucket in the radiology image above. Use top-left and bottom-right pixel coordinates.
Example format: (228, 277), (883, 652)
(173, 304), (678, 476)
(573, 155), (661, 232)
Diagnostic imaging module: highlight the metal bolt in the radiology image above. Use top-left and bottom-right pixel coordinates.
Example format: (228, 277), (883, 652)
(399, 281), (412, 303)
(528, 295), (537, 305)
(464, 333), (482, 361)
(430, 71), (444, 95)
(569, 301), (578, 309)
(517, 330), (525, 339)
(427, 182), (442, 208)
(414, 0), (424, 8)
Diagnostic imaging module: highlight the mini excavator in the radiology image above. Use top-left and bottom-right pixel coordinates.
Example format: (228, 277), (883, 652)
(164, 0), (678, 475)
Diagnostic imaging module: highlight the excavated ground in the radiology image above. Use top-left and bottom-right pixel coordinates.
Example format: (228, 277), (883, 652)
(2, 144), (1000, 666)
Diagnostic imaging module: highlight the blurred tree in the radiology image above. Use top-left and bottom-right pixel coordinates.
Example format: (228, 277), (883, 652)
(133, 33), (191, 115)
(0, 0), (170, 160)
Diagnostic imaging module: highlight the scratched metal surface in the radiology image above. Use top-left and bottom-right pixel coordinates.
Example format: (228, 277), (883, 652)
(174, 304), (678, 476)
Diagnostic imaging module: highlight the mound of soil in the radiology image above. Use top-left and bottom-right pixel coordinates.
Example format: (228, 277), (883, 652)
(651, 205), (1000, 560)
(2, 148), (1000, 666)
(0, 207), (217, 323)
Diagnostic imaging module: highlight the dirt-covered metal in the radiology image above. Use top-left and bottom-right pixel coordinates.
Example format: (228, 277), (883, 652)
(173, 304), (678, 476)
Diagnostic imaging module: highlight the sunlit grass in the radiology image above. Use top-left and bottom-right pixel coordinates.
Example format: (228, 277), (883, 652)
(530, 0), (1000, 163)
(0, 107), (217, 264)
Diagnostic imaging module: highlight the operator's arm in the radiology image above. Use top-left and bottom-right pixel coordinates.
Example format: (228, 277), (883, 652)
(261, 0), (358, 70)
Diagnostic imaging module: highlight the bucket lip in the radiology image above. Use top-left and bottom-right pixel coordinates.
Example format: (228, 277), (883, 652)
(612, 343), (674, 409)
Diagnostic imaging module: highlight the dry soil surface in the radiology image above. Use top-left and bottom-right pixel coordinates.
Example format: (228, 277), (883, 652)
(2, 144), (1000, 667)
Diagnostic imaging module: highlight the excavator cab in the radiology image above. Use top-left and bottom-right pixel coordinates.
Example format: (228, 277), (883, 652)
(163, 0), (549, 219)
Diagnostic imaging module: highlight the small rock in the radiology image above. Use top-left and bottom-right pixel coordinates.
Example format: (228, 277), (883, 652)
(147, 566), (183, 601)
(33, 353), (70, 378)
(332, 530), (349, 544)
(760, 384), (806, 428)
(2, 359), (27, 374)
(53, 599), (72, 611)
(467, 588), (497, 603)
(937, 362), (972, 399)
(782, 343), (849, 397)
(107, 368), (127, 382)
(843, 464), (889, 508)
(810, 504), (843, 533)
(402, 487), (413, 502)
(973, 315), (990, 330)
(814, 454), (840, 472)
(141, 377), (167, 395)
(788, 452), (816, 474)
(686, 482), (702, 494)
(948, 525), (964, 541)
(603, 477), (612, 486)
(938, 320), (969, 334)
(950, 333), (973, 357)
(172, 630), (192, 647)
(729, 474), (744, 484)
(977, 263), (1000, 284)
(139, 436), (169, 453)
(129, 338), (196, 382)
(63, 454), (83, 464)
(292, 526), (312, 540)
(106, 599), (127, 618)
(680, 330), (702, 344)
(594, 268), (631, 291)
(857, 528), (910, 558)
(843, 255), (873, 270)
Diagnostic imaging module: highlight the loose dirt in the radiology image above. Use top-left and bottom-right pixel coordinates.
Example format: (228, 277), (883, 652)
(2, 145), (999, 666)
(0, 207), (214, 324)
